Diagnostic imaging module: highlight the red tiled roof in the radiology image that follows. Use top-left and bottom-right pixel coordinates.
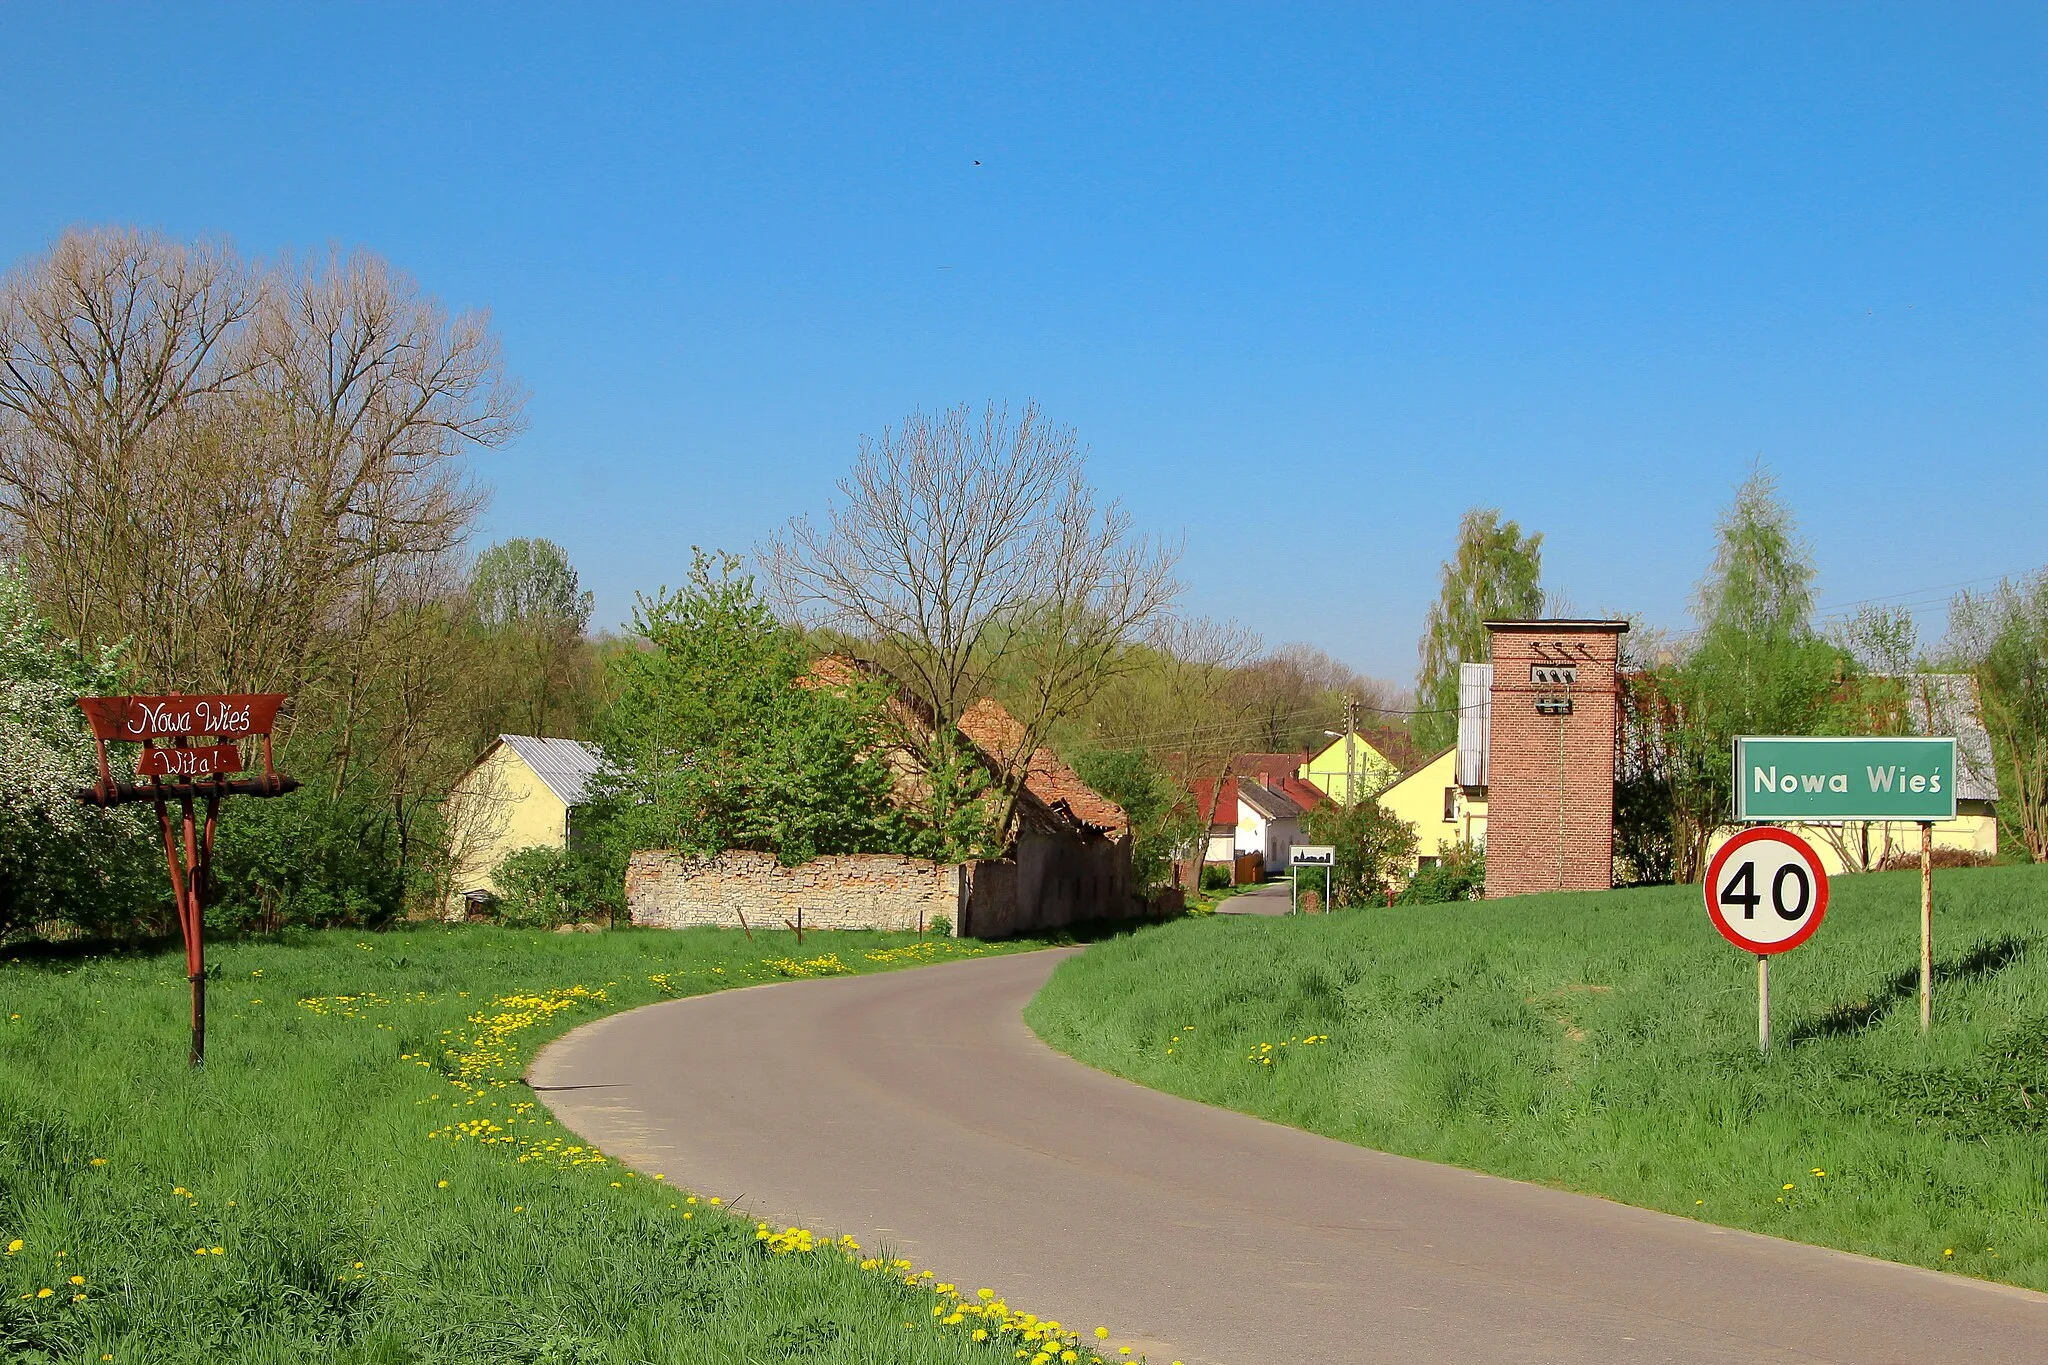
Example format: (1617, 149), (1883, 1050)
(1188, 778), (1238, 829)
(1362, 725), (1428, 776)
(1231, 752), (1309, 781)
(805, 657), (1130, 838)
(1274, 774), (1327, 811)
(957, 699), (1128, 837)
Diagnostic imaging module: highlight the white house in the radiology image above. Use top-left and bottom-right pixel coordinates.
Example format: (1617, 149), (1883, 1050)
(1232, 779), (1306, 871)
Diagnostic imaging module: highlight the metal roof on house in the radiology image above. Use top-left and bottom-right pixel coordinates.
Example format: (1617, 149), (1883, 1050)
(499, 735), (606, 807)
(1893, 674), (2000, 804)
(1456, 662), (1492, 789)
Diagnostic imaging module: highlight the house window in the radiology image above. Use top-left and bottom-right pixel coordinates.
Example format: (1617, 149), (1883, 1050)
(1443, 787), (1458, 822)
(1417, 856), (1439, 870)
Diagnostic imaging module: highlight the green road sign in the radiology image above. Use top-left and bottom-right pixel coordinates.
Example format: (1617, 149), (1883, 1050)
(1733, 736), (1957, 823)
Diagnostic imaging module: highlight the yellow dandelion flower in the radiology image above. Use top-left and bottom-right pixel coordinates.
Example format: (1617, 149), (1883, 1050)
(1095, 1327), (1110, 1339)
(4, 1240), (19, 1254)
(36, 1287), (52, 1298)
(68, 1275), (83, 1285)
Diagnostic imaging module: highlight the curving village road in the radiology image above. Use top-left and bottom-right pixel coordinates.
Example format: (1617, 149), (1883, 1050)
(528, 949), (2046, 1364)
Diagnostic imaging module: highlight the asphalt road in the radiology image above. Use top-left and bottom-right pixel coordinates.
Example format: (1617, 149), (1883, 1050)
(530, 949), (2047, 1364)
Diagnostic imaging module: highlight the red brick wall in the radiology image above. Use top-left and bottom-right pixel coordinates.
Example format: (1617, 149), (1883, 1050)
(1483, 623), (1625, 898)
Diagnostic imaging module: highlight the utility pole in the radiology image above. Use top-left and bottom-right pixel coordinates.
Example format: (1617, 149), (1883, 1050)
(1342, 694), (1358, 807)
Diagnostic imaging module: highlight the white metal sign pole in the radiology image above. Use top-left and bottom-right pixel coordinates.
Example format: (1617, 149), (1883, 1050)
(1758, 955), (1770, 1055)
(1920, 821), (1934, 1033)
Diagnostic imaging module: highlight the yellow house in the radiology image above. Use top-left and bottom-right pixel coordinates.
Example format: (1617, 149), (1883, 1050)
(1377, 747), (1487, 871)
(444, 735), (605, 915)
(1300, 730), (1408, 805)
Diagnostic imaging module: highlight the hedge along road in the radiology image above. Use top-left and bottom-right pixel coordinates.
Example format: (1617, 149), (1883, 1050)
(528, 949), (2046, 1364)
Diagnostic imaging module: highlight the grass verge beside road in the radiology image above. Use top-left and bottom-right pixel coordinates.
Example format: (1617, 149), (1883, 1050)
(1, 926), (1114, 1364)
(1025, 865), (2048, 1292)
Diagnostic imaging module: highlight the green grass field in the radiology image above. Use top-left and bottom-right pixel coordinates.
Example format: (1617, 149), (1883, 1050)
(0, 926), (1108, 1364)
(1026, 864), (2048, 1291)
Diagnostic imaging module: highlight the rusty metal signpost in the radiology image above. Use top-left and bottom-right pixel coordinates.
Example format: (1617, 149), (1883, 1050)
(74, 694), (297, 1067)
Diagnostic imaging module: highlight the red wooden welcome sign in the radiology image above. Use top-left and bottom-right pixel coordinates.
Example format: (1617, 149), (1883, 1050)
(75, 693), (298, 1067)
(78, 693), (288, 742)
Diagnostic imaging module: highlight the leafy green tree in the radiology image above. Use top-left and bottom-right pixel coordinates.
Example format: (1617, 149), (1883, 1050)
(1951, 569), (2048, 861)
(1413, 509), (1544, 752)
(1653, 469), (1851, 879)
(471, 538), (594, 631)
(467, 538), (599, 741)
(1300, 799), (1417, 909)
(1067, 746), (1202, 890)
(0, 563), (158, 939)
(591, 551), (908, 868)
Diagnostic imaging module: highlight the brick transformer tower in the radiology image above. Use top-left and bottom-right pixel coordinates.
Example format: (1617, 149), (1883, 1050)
(1481, 620), (1629, 899)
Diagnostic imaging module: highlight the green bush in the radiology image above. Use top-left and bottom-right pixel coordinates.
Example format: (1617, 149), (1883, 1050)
(493, 844), (619, 929)
(0, 563), (160, 941)
(1200, 863), (1232, 891)
(1301, 799), (1417, 908)
(1400, 838), (1485, 904)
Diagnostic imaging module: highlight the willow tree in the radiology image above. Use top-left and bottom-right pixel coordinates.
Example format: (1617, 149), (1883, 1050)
(1412, 508), (1544, 752)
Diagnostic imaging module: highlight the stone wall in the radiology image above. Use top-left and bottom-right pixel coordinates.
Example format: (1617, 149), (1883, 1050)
(630, 835), (1153, 938)
(628, 850), (963, 932)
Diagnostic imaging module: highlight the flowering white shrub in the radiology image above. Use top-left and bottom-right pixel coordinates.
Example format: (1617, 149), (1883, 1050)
(0, 564), (154, 937)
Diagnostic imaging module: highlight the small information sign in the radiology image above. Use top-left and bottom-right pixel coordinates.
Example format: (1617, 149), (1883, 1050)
(1289, 845), (1334, 915)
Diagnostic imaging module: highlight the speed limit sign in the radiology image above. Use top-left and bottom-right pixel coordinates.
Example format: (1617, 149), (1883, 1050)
(1705, 826), (1829, 953)
(1705, 826), (1829, 1054)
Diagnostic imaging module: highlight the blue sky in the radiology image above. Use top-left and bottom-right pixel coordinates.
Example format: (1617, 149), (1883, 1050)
(4, 4), (2042, 681)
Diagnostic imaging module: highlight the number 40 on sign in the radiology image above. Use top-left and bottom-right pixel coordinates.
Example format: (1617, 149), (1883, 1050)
(1704, 826), (1830, 1054)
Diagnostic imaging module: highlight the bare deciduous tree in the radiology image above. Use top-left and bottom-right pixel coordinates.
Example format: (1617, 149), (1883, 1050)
(0, 228), (257, 647)
(1146, 616), (1263, 889)
(0, 229), (523, 708)
(766, 401), (1179, 842)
